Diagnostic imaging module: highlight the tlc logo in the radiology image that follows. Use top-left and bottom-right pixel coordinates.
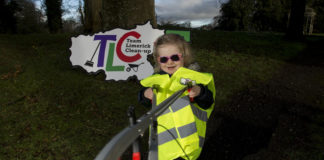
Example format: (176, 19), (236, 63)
(85, 31), (143, 72)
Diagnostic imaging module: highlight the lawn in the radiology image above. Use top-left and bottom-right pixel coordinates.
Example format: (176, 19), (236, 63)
(1, 31), (323, 160)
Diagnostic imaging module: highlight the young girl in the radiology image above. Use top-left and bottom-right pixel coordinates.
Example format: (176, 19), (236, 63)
(138, 34), (215, 160)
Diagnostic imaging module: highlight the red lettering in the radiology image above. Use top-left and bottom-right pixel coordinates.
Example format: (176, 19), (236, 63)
(116, 31), (142, 63)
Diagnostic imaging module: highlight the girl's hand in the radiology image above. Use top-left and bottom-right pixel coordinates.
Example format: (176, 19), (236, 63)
(189, 85), (201, 99)
(144, 88), (153, 100)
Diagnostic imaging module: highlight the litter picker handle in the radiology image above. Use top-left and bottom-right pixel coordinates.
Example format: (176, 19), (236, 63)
(187, 88), (194, 102)
(180, 78), (196, 103)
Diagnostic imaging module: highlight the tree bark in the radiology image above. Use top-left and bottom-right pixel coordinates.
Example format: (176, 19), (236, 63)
(84, 0), (102, 33)
(286, 0), (306, 40)
(45, 0), (63, 33)
(84, 0), (156, 33)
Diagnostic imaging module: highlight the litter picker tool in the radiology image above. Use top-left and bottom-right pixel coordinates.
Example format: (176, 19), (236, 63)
(95, 78), (196, 160)
(94, 88), (186, 160)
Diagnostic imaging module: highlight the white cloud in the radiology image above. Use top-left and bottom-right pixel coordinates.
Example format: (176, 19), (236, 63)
(155, 0), (221, 26)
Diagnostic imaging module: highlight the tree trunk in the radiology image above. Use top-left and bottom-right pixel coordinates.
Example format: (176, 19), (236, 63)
(84, 0), (156, 33)
(45, 0), (63, 33)
(286, 0), (306, 40)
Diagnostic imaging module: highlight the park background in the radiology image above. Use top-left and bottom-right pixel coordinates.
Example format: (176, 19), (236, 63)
(1, 0), (324, 159)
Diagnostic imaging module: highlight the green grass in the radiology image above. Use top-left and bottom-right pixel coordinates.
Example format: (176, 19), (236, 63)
(0, 34), (145, 159)
(191, 31), (307, 60)
(194, 49), (284, 104)
(1, 32), (324, 159)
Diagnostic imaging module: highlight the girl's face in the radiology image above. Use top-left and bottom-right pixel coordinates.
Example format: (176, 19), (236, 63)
(157, 44), (184, 74)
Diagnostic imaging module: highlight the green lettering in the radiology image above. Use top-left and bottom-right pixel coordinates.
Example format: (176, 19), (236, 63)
(106, 43), (125, 71)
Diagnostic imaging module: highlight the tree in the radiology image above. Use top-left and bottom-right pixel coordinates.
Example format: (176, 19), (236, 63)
(311, 0), (324, 33)
(78, 0), (85, 28)
(83, 0), (156, 33)
(217, 0), (291, 32)
(286, 0), (306, 39)
(16, 0), (46, 33)
(253, 0), (291, 32)
(45, 0), (62, 33)
(218, 0), (255, 31)
(0, 0), (19, 33)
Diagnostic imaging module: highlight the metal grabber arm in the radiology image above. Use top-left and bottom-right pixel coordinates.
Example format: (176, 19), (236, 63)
(94, 86), (187, 160)
(127, 106), (141, 160)
(147, 84), (159, 160)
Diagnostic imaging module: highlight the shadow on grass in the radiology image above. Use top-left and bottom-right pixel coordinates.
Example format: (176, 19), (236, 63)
(288, 35), (324, 67)
(199, 75), (324, 160)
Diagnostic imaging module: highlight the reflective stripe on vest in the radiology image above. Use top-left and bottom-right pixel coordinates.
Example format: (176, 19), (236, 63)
(157, 96), (207, 146)
(157, 122), (198, 145)
(162, 96), (208, 122)
(178, 122), (197, 138)
(158, 128), (178, 145)
(190, 103), (208, 122)
(199, 136), (205, 148)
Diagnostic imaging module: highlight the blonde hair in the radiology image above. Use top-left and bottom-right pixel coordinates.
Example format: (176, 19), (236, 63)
(153, 34), (193, 72)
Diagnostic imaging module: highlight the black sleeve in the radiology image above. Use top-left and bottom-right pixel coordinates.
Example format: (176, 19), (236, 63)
(193, 84), (214, 110)
(138, 87), (152, 108)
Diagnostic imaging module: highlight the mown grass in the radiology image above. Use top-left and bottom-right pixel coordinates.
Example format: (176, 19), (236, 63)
(0, 34), (145, 159)
(191, 31), (306, 60)
(0, 32), (323, 159)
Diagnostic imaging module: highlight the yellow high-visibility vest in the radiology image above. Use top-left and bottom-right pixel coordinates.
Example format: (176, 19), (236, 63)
(141, 67), (215, 160)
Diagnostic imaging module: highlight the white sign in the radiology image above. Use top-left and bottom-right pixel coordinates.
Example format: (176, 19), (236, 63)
(70, 22), (164, 80)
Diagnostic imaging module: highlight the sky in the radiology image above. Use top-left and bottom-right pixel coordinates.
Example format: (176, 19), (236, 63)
(155, 0), (224, 27)
(36, 0), (225, 28)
